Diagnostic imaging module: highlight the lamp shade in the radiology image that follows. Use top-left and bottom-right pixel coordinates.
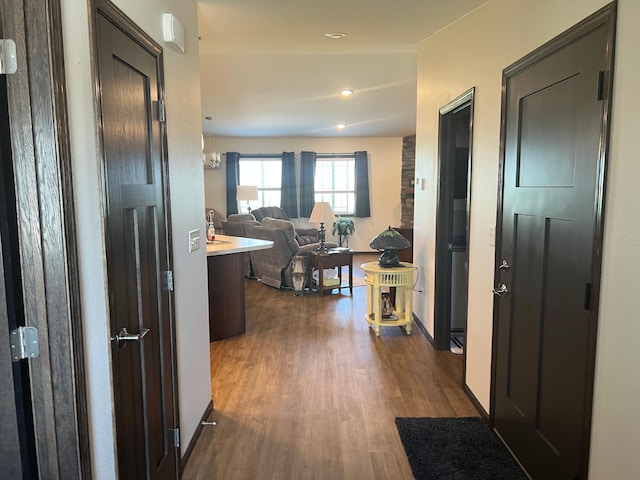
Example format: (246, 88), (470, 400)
(370, 226), (411, 268)
(309, 202), (336, 224)
(236, 185), (258, 201)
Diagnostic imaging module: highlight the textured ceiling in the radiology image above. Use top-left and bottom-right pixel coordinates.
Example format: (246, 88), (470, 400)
(197, 0), (488, 137)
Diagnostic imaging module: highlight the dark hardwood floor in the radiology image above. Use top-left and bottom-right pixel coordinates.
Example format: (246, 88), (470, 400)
(182, 254), (478, 479)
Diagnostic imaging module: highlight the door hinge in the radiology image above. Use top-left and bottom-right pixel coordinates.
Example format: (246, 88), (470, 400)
(158, 99), (166, 123)
(584, 282), (592, 310)
(596, 71), (605, 101)
(164, 270), (174, 291)
(170, 428), (180, 448)
(0, 39), (18, 75)
(10, 326), (40, 362)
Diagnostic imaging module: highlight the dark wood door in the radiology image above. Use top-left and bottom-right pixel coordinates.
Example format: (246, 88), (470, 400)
(2, 0), (91, 476)
(96, 3), (178, 479)
(0, 70), (22, 478)
(493, 10), (614, 480)
(0, 226), (25, 479)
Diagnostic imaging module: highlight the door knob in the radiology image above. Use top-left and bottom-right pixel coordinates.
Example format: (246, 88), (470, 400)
(498, 260), (510, 271)
(493, 283), (509, 297)
(111, 327), (150, 347)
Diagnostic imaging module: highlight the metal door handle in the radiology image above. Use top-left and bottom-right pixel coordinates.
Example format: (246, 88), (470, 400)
(498, 260), (510, 272)
(493, 283), (509, 297)
(112, 327), (150, 346)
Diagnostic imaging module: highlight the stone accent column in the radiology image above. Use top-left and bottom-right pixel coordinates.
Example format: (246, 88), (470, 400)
(401, 134), (416, 227)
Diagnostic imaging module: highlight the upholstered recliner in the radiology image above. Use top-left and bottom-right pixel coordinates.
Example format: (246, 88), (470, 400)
(250, 206), (320, 246)
(250, 206), (290, 222)
(245, 217), (335, 289)
(222, 213), (258, 237)
(221, 214), (260, 277)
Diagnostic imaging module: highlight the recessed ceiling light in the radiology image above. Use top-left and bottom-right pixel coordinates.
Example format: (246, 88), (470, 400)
(325, 32), (346, 39)
(337, 124), (347, 129)
(340, 89), (353, 97)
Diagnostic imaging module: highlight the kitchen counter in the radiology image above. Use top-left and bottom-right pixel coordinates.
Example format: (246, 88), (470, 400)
(206, 234), (273, 256)
(206, 234), (273, 341)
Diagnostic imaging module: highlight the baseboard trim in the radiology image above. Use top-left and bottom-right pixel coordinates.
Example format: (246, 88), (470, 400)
(180, 399), (214, 475)
(463, 383), (489, 420)
(413, 313), (488, 421)
(413, 313), (435, 346)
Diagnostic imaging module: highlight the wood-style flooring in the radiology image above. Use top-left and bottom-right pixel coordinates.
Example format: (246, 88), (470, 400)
(182, 254), (479, 480)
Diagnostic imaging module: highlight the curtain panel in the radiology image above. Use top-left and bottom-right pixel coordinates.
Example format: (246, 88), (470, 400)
(225, 152), (240, 216)
(354, 150), (371, 217)
(281, 151), (298, 217)
(299, 151), (316, 217)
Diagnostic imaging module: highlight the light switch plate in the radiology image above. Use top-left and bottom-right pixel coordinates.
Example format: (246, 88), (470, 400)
(489, 226), (496, 247)
(189, 229), (201, 253)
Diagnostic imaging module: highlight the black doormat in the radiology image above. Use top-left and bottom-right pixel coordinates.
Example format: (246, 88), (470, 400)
(395, 417), (528, 480)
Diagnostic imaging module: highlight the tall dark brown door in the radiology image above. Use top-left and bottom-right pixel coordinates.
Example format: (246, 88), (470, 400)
(492, 7), (615, 480)
(0, 201), (26, 479)
(96, 2), (178, 479)
(0, 72), (25, 479)
(2, 0), (89, 477)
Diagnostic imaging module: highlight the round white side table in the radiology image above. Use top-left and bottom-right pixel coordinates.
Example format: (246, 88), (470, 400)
(361, 262), (417, 336)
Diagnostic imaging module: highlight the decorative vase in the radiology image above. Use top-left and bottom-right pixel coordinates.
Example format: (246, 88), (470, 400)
(291, 256), (306, 295)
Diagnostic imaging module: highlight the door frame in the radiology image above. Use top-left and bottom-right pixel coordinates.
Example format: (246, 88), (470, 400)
(0, 0), (90, 477)
(489, 3), (617, 476)
(433, 87), (475, 354)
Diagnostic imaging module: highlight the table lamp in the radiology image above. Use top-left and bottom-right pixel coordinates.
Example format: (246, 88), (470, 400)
(369, 226), (411, 267)
(309, 202), (336, 253)
(236, 185), (258, 214)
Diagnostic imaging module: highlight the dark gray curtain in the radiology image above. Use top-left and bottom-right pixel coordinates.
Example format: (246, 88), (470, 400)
(300, 151), (316, 217)
(281, 152), (298, 217)
(225, 152), (240, 216)
(354, 150), (370, 217)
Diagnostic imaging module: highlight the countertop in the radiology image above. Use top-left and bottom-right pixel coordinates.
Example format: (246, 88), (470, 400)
(206, 234), (273, 256)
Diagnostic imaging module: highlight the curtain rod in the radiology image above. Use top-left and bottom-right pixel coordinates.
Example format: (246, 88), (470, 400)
(225, 153), (283, 158)
(222, 152), (355, 158)
(316, 153), (354, 158)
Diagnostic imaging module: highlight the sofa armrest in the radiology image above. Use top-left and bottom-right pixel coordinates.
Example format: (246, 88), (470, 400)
(295, 227), (319, 246)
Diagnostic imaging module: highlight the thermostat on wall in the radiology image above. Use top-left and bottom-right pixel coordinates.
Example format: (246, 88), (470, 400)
(162, 13), (185, 53)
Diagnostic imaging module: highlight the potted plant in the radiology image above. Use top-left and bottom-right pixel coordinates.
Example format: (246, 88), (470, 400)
(332, 217), (355, 248)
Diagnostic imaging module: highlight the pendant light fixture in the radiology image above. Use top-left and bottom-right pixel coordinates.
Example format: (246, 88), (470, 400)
(203, 115), (221, 169)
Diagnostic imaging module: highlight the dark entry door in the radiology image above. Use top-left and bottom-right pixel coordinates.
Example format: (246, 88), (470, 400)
(492, 8), (614, 480)
(96, 2), (178, 479)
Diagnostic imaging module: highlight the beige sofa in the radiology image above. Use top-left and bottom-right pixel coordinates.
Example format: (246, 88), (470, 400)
(245, 217), (335, 289)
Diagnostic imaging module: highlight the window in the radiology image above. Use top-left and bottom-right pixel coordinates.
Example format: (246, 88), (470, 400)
(314, 156), (355, 214)
(239, 158), (282, 211)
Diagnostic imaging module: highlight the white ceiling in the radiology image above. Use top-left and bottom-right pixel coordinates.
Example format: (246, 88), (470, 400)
(197, 0), (488, 137)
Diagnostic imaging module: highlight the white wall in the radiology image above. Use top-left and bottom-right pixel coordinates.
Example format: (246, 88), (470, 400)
(204, 137), (404, 251)
(61, 0), (211, 477)
(415, 0), (640, 477)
